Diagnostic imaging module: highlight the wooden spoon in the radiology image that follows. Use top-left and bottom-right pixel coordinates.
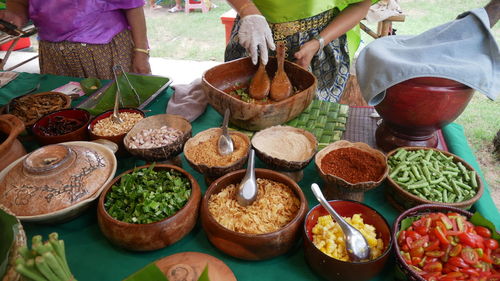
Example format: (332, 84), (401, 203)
(270, 41), (292, 102)
(248, 58), (270, 100)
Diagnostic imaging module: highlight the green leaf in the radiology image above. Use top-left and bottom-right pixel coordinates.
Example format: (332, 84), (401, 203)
(197, 265), (210, 281)
(470, 212), (500, 241)
(0, 209), (20, 278)
(399, 215), (421, 232)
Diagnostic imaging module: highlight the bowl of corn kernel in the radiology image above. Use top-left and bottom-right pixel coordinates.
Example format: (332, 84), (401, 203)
(303, 200), (392, 281)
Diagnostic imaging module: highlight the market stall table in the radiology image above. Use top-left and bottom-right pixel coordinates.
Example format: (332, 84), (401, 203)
(1, 72), (498, 281)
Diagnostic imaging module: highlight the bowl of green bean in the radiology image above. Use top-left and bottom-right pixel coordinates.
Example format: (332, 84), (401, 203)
(385, 147), (483, 211)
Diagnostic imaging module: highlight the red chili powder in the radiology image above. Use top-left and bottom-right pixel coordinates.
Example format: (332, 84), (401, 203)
(320, 147), (385, 184)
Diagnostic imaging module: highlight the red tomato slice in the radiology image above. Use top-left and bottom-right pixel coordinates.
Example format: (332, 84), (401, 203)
(423, 261), (443, 273)
(426, 251), (445, 258)
(435, 226), (450, 245)
(426, 240), (440, 252)
(485, 239), (499, 250)
(475, 226), (492, 238)
(462, 246), (480, 265)
(461, 267), (481, 277)
(411, 246), (425, 258)
(450, 244), (463, 257)
(449, 256), (470, 268)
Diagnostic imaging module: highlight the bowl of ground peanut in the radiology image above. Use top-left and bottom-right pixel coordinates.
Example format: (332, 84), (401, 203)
(315, 140), (388, 202)
(183, 128), (251, 183)
(88, 108), (145, 153)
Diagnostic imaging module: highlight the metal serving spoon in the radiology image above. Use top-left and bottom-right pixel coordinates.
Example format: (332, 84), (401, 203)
(311, 183), (371, 262)
(236, 149), (258, 207)
(218, 108), (234, 155)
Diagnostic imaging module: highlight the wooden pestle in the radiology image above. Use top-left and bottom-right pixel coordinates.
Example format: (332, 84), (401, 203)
(248, 58), (271, 100)
(270, 41), (292, 102)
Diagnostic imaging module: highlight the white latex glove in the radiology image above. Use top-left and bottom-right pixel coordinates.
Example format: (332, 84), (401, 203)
(238, 15), (276, 65)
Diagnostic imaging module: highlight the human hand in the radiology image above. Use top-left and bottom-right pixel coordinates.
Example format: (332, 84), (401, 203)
(131, 52), (151, 74)
(238, 15), (275, 65)
(0, 10), (27, 34)
(293, 39), (321, 70)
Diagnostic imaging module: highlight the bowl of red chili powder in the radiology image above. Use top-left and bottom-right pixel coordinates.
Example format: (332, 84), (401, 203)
(315, 140), (388, 202)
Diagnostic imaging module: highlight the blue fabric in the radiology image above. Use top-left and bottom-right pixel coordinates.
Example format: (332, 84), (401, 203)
(355, 8), (500, 105)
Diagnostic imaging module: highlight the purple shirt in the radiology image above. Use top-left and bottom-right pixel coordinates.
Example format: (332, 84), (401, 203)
(29, 0), (144, 44)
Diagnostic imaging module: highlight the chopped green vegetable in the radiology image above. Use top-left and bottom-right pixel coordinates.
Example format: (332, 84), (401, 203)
(105, 165), (191, 224)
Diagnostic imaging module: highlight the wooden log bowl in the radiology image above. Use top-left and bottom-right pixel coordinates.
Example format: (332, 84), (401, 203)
(202, 57), (317, 131)
(97, 164), (201, 251)
(124, 114), (192, 162)
(315, 140), (388, 202)
(200, 168), (308, 260)
(183, 128), (251, 183)
(385, 147), (483, 211)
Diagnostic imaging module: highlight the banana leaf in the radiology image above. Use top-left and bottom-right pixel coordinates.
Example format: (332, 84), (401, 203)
(78, 74), (170, 116)
(0, 209), (19, 279)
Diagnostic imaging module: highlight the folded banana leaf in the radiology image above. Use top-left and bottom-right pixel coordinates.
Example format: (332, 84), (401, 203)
(78, 73), (171, 116)
(0, 208), (19, 279)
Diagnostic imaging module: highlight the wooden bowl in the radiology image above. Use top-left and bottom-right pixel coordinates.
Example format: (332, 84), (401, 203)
(252, 125), (317, 172)
(392, 204), (473, 281)
(97, 164), (201, 251)
(315, 140), (388, 202)
(183, 128), (251, 181)
(7, 91), (72, 127)
(88, 108), (145, 153)
(124, 114), (192, 161)
(202, 57), (317, 131)
(31, 108), (91, 146)
(385, 147), (483, 211)
(200, 168), (308, 260)
(303, 200), (392, 281)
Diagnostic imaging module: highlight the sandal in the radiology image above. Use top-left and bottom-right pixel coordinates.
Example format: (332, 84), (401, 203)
(168, 6), (182, 13)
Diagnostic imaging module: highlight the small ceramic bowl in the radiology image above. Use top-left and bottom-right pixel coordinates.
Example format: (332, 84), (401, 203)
(88, 108), (145, 153)
(200, 168), (308, 260)
(392, 204), (473, 281)
(80, 78), (101, 95)
(385, 147), (483, 211)
(31, 108), (91, 146)
(315, 140), (388, 202)
(97, 164), (201, 251)
(124, 114), (192, 162)
(303, 200), (392, 281)
(184, 128), (251, 183)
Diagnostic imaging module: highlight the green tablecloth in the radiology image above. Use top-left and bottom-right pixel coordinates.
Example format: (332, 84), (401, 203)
(1, 73), (498, 281)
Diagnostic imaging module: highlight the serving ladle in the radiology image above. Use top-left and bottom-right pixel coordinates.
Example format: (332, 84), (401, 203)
(217, 108), (234, 155)
(311, 183), (371, 262)
(236, 149), (257, 207)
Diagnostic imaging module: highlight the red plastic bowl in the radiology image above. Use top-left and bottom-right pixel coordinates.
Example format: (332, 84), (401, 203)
(303, 200), (392, 281)
(32, 108), (91, 145)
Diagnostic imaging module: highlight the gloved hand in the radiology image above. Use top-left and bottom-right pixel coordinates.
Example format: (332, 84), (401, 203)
(238, 15), (275, 65)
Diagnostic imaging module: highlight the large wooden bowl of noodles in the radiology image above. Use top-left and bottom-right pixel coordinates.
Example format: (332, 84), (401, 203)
(202, 57), (317, 131)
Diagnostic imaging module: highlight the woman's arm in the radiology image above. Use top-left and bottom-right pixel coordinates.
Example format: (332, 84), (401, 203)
(124, 6), (151, 74)
(226, 0), (261, 17)
(485, 0), (499, 27)
(294, 0), (372, 70)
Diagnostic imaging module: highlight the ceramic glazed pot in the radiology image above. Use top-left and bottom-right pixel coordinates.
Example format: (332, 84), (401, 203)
(0, 114), (26, 171)
(375, 77), (474, 152)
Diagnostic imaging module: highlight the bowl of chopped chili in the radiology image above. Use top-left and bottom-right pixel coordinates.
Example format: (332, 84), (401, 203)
(314, 140), (388, 202)
(32, 108), (91, 145)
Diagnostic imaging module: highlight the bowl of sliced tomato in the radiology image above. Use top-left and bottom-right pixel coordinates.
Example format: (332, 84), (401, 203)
(393, 204), (500, 281)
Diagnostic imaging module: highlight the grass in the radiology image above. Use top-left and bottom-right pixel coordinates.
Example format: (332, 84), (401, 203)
(147, 0), (500, 189)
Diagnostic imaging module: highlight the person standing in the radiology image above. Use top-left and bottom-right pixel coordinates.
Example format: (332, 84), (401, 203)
(225, 0), (374, 102)
(0, 0), (151, 79)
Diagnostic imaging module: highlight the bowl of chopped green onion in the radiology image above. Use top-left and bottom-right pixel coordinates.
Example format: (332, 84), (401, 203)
(385, 147), (483, 211)
(97, 163), (201, 251)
